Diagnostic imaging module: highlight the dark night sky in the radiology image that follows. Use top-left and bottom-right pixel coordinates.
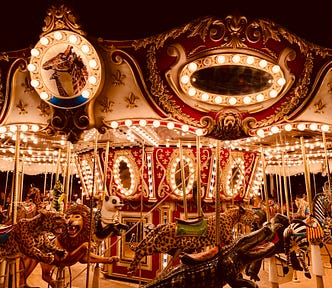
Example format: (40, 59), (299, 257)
(0, 0), (331, 51)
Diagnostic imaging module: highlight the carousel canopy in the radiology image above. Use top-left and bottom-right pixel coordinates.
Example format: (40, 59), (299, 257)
(0, 0), (331, 177)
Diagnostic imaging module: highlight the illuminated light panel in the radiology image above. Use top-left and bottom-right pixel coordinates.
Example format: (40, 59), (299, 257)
(179, 53), (286, 107)
(29, 30), (102, 109)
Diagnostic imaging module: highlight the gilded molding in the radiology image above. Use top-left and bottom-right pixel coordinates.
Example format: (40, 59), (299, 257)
(201, 110), (255, 140)
(253, 53), (314, 128)
(155, 148), (170, 198)
(41, 4), (85, 36)
(146, 45), (201, 126)
(47, 107), (90, 143)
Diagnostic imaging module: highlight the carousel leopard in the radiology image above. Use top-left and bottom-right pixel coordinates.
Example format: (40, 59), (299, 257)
(128, 206), (259, 275)
(0, 209), (67, 264)
(23, 202), (128, 288)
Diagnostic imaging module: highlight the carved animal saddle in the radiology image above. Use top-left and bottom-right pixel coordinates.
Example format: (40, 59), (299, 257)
(305, 217), (324, 244)
(175, 216), (207, 237)
(0, 225), (13, 244)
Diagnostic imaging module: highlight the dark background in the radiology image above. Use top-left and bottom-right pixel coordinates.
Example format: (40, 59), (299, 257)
(0, 0), (331, 51)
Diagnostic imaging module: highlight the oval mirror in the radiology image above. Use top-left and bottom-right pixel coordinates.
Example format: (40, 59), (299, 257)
(119, 160), (131, 190)
(225, 157), (245, 197)
(113, 154), (139, 196)
(168, 155), (195, 197)
(191, 65), (273, 95)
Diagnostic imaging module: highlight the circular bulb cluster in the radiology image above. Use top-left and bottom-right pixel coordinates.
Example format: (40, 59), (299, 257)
(28, 30), (102, 109)
(180, 53), (286, 107)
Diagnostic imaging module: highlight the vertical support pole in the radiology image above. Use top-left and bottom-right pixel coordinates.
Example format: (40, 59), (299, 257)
(55, 148), (62, 183)
(43, 166), (47, 196)
(103, 141), (110, 195)
(12, 130), (21, 225)
(215, 141), (221, 245)
(179, 140), (188, 220)
(64, 141), (71, 210)
(196, 136), (202, 217)
(138, 144), (145, 286)
(322, 131), (331, 198)
(277, 164), (284, 214)
(261, 148), (270, 222)
(300, 137), (313, 212)
(301, 136), (324, 288)
(86, 129), (98, 288)
(281, 152), (290, 217)
(261, 147), (279, 287)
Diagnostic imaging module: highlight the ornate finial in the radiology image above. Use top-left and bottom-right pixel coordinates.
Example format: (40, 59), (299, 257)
(40, 4), (86, 37)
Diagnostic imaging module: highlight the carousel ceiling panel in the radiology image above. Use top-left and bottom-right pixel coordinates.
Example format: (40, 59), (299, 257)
(93, 57), (163, 125)
(99, 13), (332, 142)
(289, 67), (332, 123)
(1, 3), (332, 164)
(2, 69), (51, 127)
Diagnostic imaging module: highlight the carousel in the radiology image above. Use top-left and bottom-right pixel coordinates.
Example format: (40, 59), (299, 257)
(0, 2), (332, 288)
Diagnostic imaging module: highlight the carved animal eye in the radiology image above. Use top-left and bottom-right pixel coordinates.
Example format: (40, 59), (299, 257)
(112, 199), (117, 204)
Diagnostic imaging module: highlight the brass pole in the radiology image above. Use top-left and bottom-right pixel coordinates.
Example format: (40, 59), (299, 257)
(196, 136), (202, 217)
(63, 141), (71, 210)
(103, 141), (110, 195)
(322, 131), (331, 198)
(281, 152), (290, 217)
(301, 136), (324, 288)
(55, 149), (62, 182)
(300, 137), (313, 212)
(261, 147), (279, 287)
(12, 130), (21, 225)
(138, 145), (145, 286)
(179, 140), (188, 219)
(86, 129), (99, 288)
(260, 147), (270, 221)
(215, 141), (221, 245)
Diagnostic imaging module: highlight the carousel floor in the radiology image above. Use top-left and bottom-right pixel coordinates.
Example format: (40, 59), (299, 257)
(26, 250), (332, 288)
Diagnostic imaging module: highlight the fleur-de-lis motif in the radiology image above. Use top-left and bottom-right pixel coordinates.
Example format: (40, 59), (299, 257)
(314, 99), (326, 114)
(125, 92), (139, 108)
(111, 70), (126, 86)
(16, 99), (28, 115)
(328, 81), (332, 93)
(37, 100), (51, 117)
(99, 96), (114, 113)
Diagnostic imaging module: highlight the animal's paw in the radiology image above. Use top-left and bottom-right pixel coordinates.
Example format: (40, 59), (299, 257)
(46, 253), (55, 264)
(109, 256), (119, 263)
(304, 272), (311, 279)
(55, 249), (67, 259)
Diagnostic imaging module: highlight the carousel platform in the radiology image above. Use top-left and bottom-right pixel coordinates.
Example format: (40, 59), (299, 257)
(25, 251), (332, 288)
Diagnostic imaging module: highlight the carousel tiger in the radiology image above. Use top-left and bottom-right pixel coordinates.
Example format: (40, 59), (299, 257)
(127, 206), (259, 275)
